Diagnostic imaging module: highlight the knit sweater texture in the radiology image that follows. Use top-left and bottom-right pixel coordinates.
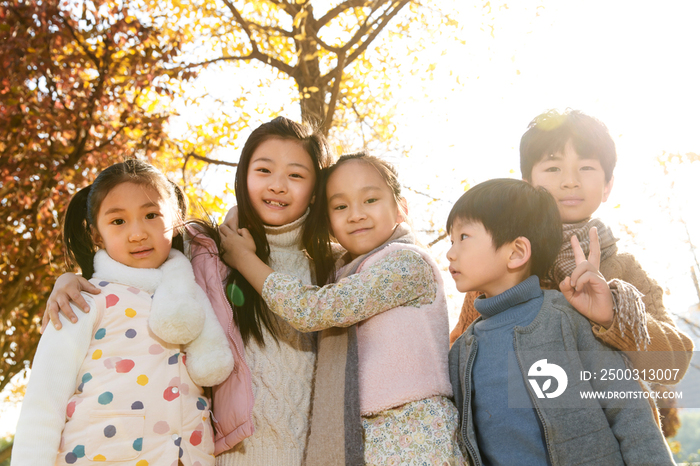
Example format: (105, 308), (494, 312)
(471, 276), (548, 466)
(216, 213), (316, 466)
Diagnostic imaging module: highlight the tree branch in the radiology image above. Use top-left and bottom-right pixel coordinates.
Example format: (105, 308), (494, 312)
(249, 21), (294, 38)
(404, 185), (445, 202)
(343, 0), (411, 69)
(316, 0), (369, 28)
(428, 232), (447, 248)
(214, 1), (297, 74)
(58, 12), (100, 67)
(221, 0), (259, 53)
(182, 53), (255, 69)
(320, 0), (411, 85)
(322, 53), (345, 135)
(186, 153), (239, 168)
(266, 0), (301, 18)
(83, 124), (127, 155)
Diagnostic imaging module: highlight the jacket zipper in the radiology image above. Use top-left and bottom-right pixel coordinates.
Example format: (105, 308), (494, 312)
(513, 333), (556, 465)
(462, 340), (481, 466)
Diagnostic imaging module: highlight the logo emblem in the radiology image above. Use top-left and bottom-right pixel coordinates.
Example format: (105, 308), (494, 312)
(527, 359), (568, 399)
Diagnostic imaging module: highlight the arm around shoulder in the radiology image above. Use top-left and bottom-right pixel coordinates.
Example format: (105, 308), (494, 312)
(262, 248), (436, 332)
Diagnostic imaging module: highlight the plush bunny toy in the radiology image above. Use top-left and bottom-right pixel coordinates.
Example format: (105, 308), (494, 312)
(148, 250), (234, 387)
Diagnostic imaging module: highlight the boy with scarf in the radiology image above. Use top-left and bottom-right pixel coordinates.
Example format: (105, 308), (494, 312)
(450, 110), (693, 402)
(446, 178), (676, 465)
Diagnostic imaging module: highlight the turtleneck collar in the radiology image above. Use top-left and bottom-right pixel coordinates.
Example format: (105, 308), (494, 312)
(474, 275), (543, 321)
(265, 208), (309, 250)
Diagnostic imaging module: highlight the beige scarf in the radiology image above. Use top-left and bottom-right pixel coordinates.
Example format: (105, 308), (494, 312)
(548, 218), (619, 286)
(305, 224), (415, 466)
(548, 218), (650, 350)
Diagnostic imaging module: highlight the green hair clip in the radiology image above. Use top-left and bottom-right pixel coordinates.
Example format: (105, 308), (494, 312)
(227, 282), (245, 307)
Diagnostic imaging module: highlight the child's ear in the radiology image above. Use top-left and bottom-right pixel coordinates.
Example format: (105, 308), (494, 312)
(601, 175), (614, 202)
(91, 227), (103, 248)
(309, 193), (316, 205)
(396, 197), (408, 224)
(507, 236), (531, 271)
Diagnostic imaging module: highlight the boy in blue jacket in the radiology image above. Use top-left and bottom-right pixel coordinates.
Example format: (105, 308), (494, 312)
(446, 178), (675, 466)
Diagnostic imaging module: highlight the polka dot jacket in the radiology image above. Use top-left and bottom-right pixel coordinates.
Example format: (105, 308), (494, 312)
(12, 251), (215, 466)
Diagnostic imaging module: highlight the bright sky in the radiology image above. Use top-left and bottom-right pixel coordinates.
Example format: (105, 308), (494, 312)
(4, 0), (700, 438)
(388, 0), (700, 334)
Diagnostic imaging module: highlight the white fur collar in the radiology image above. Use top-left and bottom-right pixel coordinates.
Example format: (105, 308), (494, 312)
(92, 249), (189, 294)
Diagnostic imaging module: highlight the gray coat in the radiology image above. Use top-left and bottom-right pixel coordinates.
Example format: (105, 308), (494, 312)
(449, 290), (675, 466)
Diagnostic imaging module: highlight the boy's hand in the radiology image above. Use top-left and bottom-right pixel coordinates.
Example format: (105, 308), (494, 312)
(220, 224), (257, 271)
(559, 227), (614, 328)
(41, 273), (101, 333)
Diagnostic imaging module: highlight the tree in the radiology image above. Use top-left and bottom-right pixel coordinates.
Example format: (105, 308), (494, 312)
(0, 0), (187, 391)
(0, 0), (460, 392)
(151, 0), (457, 176)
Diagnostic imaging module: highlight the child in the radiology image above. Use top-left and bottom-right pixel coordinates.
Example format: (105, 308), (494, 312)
(221, 153), (465, 465)
(41, 117), (334, 466)
(451, 110), (693, 382)
(446, 178), (675, 465)
(12, 160), (233, 465)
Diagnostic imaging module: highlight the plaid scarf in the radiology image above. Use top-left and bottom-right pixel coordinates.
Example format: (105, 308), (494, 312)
(548, 218), (618, 286)
(548, 218), (650, 350)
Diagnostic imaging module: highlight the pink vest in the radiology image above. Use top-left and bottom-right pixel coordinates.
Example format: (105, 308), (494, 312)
(355, 243), (453, 415)
(187, 230), (254, 455)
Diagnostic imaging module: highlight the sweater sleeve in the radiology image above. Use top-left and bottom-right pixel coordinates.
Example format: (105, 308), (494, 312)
(261, 249), (436, 332)
(592, 253), (694, 382)
(11, 297), (97, 466)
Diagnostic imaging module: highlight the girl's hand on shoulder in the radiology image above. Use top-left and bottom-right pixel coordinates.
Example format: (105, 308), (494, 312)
(220, 224), (257, 270)
(559, 227), (614, 328)
(41, 273), (101, 333)
(222, 205), (238, 230)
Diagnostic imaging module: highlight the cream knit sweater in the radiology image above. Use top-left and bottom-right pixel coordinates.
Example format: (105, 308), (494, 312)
(216, 213), (316, 466)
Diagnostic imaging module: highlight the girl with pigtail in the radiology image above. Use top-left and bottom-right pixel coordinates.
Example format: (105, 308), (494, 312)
(13, 159), (233, 466)
(43, 117), (336, 465)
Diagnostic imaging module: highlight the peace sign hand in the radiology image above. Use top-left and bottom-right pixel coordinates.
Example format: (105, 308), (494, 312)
(559, 227), (615, 328)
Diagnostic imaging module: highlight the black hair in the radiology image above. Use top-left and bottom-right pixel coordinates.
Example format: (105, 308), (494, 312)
(520, 109), (617, 182)
(309, 151), (407, 286)
(446, 178), (562, 279)
(63, 159), (187, 279)
(228, 116), (334, 346)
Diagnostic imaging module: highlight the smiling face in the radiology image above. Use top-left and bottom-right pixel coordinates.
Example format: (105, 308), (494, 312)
(93, 182), (176, 269)
(246, 138), (317, 226)
(446, 219), (514, 297)
(529, 140), (613, 223)
(326, 160), (403, 259)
